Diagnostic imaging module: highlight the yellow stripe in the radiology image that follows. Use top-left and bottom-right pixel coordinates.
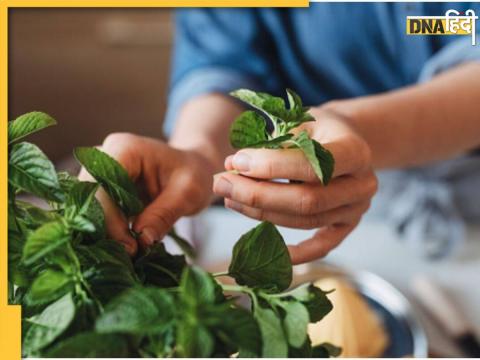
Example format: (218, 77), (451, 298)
(5, 0), (309, 7)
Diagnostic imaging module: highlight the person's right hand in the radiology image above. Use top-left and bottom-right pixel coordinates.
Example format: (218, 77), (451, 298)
(78, 133), (216, 256)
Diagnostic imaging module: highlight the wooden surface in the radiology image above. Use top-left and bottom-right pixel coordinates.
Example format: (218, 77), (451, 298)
(9, 8), (173, 161)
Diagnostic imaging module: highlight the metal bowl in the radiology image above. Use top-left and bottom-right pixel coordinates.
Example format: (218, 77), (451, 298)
(293, 263), (428, 357)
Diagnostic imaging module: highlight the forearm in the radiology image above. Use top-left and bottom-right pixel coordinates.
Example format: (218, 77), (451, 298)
(326, 62), (480, 169)
(168, 93), (243, 173)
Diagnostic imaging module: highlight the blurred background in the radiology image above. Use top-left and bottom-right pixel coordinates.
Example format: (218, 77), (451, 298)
(9, 8), (172, 165)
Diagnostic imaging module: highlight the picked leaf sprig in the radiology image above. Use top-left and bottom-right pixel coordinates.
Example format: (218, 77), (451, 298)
(230, 89), (335, 184)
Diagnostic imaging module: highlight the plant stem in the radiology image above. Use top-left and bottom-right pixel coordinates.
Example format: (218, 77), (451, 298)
(220, 283), (259, 308)
(212, 271), (229, 278)
(66, 241), (104, 313)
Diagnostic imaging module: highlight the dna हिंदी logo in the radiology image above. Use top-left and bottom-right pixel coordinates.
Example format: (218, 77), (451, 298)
(406, 9), (478, 45)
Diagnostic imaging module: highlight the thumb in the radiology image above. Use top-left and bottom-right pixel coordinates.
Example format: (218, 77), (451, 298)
(132, 186), (187, 249)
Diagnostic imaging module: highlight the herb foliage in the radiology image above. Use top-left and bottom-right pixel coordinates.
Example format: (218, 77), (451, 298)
(9, 101), (339, 357)
(230, 89), (335, 184)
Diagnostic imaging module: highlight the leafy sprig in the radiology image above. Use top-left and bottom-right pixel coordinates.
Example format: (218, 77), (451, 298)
(8, 108), (339, 357)
(230, 89), (335, 184)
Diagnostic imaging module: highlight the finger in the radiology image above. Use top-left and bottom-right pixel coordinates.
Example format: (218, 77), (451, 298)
(78, 166), (94, 182)
(100, 134), (142, 180)
(224, 199), (369, 230)
(229, 148), (318, 182)
(132, 186), (187, 249)
(97, 188), (138, 256)
(288, 223), (357, 264)
(228, 136), (370, 181)
(213, 172), (377, 215)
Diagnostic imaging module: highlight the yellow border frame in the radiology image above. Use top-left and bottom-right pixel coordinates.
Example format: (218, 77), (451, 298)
(0, 0), (308, 359)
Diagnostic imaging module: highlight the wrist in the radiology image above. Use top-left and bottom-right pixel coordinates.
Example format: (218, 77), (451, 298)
(316, 98), (390, 169)
(309, 102), (364, 141)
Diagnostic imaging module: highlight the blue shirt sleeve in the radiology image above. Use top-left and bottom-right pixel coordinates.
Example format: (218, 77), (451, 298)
(418, 37), (480, 82)
(164, 9), (280, 135)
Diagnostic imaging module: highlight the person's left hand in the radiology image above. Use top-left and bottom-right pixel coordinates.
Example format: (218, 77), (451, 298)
(213, 108), (378, 264)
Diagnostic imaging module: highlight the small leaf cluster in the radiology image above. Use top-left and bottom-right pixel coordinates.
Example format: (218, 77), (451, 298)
(8, 109), (339, 357)
(230, 89), (335, 184)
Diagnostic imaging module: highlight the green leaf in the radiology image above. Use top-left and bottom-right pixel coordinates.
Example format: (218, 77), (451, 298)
(288, 337), (314, 357)
(57, 171), (79, 193)
(8, 186), (21, 233)
(237, 133), (294, 150)
(139, 328), (175, 357)
(69, 296), (101, 333)
(177, 321), (214, 357)
(9, 142), (63, 202)
(254, 305), (288, 357)
(8, 230), (30, 287)
(69, 214), (96, 233)
(15, 201), (61, 231)
(168, 227), (196, 259)
(178, 268), (259, 357)
(134, 242), (186, 287)
(44, 332), (130, 357)
(313, 342), (343, 357)
(255, 134), (294, 149)
(286, 88), (303, 111)
(176, 267), (220, 357)
(23, 293), (76, 353)
(289, 283), (333, 322)
(231, 89), (287, 119)
(291, 131), (335, 185)
(96, 287), (175, 335)
(8, 112), (56, 144)
(313, 139), (335, 185)
(74, 147), (143, 217)
(179, 266), (216, 305)
(22, 221), (70, 265)
(279, 301), (310, 348)
(78, 239), (135, 277)
(231, 88), (313, 127)
(285, 89), (315, 126)
(64, 181), (105, 237)
(83, 262), (137, 305)
(215, 307), (262, 356)
(228, 221), (292, 292)
(230, 111), (267, 149)
(25, 269), (72, 306)
(65, 181), (98, 214)
(81, 199), (105, 238)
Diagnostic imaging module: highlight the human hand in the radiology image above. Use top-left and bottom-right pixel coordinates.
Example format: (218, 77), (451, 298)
(213, 109), (378, 264)
(79, 133), (215, 256)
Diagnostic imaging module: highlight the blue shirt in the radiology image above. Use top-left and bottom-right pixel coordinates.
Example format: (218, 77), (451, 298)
(166, 3), (480, 258)
(166, 2), (480, 132)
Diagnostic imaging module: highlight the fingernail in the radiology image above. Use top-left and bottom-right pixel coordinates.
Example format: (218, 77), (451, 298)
(232, 153), (250, 172)
(226, 200), (242, 212)
(214, 176), (233, 198)
(139, 227), (159, 246)
(118, 239), (136, 256)
(224, 155), (234, 169)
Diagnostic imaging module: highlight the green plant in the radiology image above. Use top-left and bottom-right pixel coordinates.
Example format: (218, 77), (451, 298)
(8, 100), (339, 357)
(230, 89), (334, 184)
